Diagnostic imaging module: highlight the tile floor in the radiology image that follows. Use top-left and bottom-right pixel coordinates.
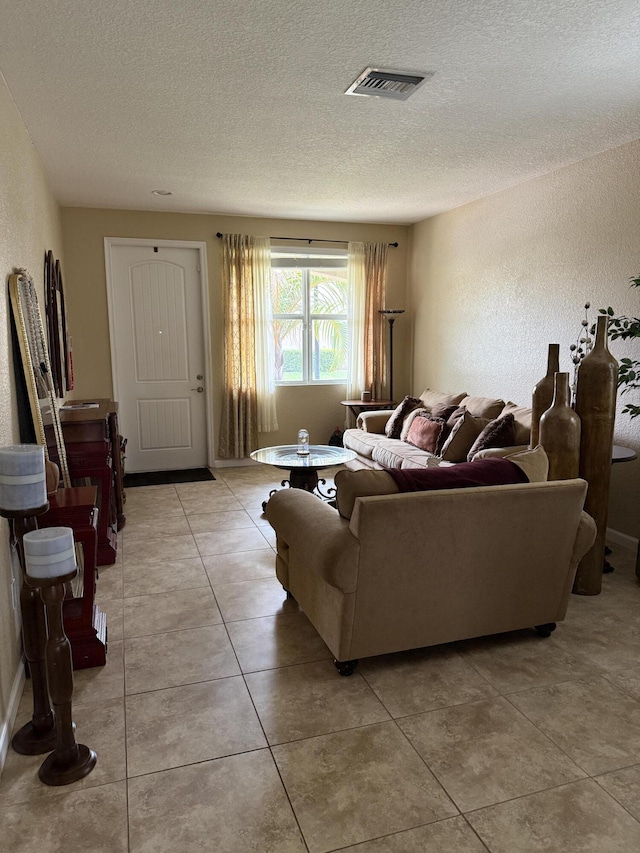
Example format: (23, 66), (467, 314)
(2, 463), (640, 852)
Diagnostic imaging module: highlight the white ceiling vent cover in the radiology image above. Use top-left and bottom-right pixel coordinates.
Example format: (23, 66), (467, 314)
(345, 67), (433, 100)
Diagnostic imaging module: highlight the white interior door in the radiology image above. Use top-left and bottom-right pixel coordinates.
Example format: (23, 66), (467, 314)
(106, 242), (210, 473)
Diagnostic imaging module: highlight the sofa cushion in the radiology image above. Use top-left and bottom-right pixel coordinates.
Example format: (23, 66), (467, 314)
(500, 401), (533, 445)
(458, 395), (505, 419)
(386, 457), (529, 492)
(439, 411), (490, 463)
(419, 389), (467, 410)
(384, 396), (424, 439)
(406, 415), (446, 453)
(400, 453), (444, 470)
(373, 437), (434, 469)
(334, 469), (399, 519)
(342, 428), (381, 459)
(467, 413), (516, 462)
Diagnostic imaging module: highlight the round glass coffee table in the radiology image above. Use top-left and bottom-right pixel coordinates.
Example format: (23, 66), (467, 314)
(250, 444), (356, 510)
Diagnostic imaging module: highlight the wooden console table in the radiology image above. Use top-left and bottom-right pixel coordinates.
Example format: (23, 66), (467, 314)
(39, 486), (107, 669)
(59, 399), (126, 565)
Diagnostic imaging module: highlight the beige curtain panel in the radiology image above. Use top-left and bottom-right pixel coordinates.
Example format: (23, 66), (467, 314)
(218, 234), (273, 458)
(346, 241), (389, 428)
(363, 242), (389, 401)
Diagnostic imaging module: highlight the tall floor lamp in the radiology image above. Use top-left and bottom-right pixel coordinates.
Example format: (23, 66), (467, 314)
(378, 310), (405, 402)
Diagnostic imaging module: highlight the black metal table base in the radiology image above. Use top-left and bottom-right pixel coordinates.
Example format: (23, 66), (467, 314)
(261, 470), (337, 512)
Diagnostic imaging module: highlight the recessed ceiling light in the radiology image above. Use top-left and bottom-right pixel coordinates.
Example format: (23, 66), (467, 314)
(151, 189), (173, 196)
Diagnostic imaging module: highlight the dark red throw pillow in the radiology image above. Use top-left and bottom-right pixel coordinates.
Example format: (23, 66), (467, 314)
(406, 415), (445, 454)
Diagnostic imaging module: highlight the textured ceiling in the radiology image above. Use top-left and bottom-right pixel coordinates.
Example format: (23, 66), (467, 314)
(1, 0), (640, 224)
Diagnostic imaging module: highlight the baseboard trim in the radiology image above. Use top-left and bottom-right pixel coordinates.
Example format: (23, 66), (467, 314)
(606, 527), (639, 552)
(0, 658), (25, 774)
(213, 458), (260, 469)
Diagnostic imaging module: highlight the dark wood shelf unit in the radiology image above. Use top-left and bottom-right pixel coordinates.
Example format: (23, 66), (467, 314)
(59, 400), (126, 565)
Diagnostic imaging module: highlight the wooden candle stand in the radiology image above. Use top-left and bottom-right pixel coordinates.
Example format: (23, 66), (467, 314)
(27, 568), (97, 786)
(1, 504), (58, 755)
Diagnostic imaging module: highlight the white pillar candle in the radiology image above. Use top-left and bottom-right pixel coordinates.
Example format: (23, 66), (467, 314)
(23, 527), (77, 580)
(0, 445), (47, 512)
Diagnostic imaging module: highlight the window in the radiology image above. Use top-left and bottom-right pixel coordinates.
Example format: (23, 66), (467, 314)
(270, 248), (348, 384)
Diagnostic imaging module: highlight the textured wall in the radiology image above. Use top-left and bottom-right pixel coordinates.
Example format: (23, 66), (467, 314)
(0, 75), (63, 760)
(60, 209), (410, 453)
(410, 138), (640, 539)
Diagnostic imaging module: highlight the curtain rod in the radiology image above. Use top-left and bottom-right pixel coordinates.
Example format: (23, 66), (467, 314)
(215, 232), (398, 248)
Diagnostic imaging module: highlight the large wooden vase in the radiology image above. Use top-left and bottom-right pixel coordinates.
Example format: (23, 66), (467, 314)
(539, 372), (581, 480)
(531, 343), (560, 448)
(573, 315), (618, 595)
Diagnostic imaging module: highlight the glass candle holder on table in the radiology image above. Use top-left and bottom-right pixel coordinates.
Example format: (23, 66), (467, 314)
(297, 429), (310, 455)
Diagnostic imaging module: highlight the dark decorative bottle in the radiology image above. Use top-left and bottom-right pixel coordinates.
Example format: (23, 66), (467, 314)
(539, 372), (581, 480)
(530, 344), (560, 448)
(573, 315), (619, 595)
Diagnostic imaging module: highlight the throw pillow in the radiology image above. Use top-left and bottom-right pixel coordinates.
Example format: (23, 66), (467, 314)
(430, 404), (465, 453)
(466, 445), (549, 482)
(500, 401), (533, 445)
(384, 396), (423, 439)
(506, 445), (549, 482)
(334, 469), (399, 519)
(405, 415), (445, 453)
(439, 411), (489, 462)
(400, 407), (430, 441)
(430, 403), (459, 422)
(466, 413), (516, 462)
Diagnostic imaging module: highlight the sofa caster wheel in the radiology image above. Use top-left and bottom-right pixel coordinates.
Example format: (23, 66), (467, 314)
(334, 659), (358, 676)
(534, 622), (556, 638)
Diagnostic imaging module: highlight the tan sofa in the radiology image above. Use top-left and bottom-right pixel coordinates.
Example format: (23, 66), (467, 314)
(265, 472), (596, 674)
(343, 389), (533, 471)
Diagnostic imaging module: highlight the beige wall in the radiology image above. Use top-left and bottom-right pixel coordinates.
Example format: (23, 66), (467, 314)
(0, 76), (64, 763)
(60, 210), (410, 453)
(409, 138), (640, 539)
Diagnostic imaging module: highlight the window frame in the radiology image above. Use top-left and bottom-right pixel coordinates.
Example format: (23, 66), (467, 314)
(270, 248), (349, 386)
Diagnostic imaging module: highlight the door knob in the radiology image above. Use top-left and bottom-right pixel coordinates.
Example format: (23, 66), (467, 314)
(191, 386), (204, 393)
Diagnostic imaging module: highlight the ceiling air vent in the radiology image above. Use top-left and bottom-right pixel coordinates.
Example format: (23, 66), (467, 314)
(345, 67), (433, 100)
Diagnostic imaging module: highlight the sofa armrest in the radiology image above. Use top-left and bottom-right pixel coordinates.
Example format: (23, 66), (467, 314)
(356, 411), (391, 433)
(265, 489), (360, 592)
(573, 511), (597, 564)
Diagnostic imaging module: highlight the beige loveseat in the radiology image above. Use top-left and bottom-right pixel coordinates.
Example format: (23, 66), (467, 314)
(343, 389), (532, 471)
(265, 466), (596, 674)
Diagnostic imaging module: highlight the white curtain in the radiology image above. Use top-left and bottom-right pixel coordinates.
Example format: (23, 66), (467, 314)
(346, 242), (366, 424)
(253, 236), (279, 433)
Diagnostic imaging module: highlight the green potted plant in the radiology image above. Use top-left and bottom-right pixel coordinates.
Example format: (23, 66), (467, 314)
(599, 274), (640, 420)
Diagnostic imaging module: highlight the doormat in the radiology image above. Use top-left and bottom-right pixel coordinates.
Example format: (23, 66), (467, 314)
(124, 468), (215, 488)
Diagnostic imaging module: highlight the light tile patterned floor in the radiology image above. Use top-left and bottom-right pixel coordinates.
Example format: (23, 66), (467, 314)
(2, 464), (640, 852)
